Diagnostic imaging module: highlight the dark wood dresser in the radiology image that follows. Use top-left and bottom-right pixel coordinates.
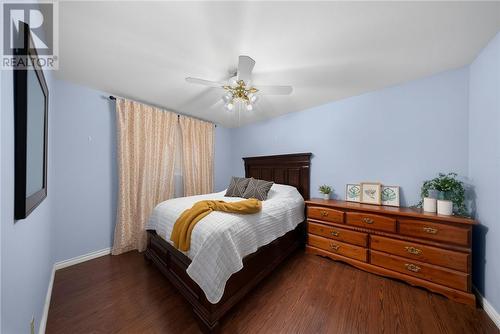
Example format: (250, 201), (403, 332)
(305, 199), (476, 305)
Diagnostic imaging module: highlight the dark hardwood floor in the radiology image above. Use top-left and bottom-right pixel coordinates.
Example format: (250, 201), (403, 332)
(46, 250), (498, 334)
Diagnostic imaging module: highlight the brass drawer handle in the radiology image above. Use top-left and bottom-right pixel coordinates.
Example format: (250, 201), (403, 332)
(330, 244), (340, 251)
(320, 210), (329, 217)
(405, 246), (422, 255)
(405, 263), (421, 273)
(423, 226), (438, 234)
(330, 230), (339, 237)
(362, 217), (374, 224)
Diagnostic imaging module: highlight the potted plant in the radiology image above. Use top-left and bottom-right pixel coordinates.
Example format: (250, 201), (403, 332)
(418, 173), (468, 216)
(319, 185), (332, 200)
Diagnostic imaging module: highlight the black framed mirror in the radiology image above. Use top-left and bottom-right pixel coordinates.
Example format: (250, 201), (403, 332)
(13, 22), (49, 220)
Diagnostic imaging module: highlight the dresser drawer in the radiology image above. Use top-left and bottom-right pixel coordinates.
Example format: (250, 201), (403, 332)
(370, 235), (469, 272)
(308, 221), (368, 247)
(307, 206), (344, 224)
(346, 212), (396, 233)
(399, 219), (470, 246)
(370, 250), (469, 291)
(308, 234), (367, 262)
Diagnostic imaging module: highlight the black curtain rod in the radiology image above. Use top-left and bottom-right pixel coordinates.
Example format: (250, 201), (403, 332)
(108, 95), (217, 126)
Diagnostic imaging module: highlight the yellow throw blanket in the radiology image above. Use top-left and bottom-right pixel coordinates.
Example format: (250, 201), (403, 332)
(170, 198), (262, 251)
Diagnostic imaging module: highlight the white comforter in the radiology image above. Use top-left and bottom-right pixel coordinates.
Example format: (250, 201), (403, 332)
(145, 184), (305, 304)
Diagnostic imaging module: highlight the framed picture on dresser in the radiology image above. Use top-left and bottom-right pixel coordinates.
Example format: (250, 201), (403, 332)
(381, 185), (400, 207)
(345, 184), (361, 202)
(360, 182), (381, 205)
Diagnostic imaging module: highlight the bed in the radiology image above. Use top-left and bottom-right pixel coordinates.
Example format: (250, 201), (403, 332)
(144, 153), (311, 333)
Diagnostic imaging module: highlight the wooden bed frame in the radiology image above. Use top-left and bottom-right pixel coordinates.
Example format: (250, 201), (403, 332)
(144, 153), (311, 333)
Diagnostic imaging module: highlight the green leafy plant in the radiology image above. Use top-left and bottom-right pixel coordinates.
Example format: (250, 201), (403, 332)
(417, 173), (468, 216)
(319, 185), (332, 195)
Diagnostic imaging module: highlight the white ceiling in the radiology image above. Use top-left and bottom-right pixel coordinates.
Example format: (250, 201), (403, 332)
(56, 1), (500, 128)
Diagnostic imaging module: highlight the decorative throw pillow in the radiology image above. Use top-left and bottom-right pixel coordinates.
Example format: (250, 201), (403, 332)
(242, 178), (274, 201)
(225, 177), (251, 197)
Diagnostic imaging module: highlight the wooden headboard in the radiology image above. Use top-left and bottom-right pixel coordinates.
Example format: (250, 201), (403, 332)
(243, 153), (312, 200)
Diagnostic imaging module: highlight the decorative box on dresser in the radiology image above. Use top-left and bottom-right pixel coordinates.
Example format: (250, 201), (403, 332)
(305, 199), (477, 305)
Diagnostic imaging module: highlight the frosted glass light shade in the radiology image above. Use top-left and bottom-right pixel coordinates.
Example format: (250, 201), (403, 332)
(222, 93), (232, 103)
(249, 93), (258, 103)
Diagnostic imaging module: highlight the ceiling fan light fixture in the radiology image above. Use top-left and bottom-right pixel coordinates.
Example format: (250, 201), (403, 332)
(185, 55), (293, 114)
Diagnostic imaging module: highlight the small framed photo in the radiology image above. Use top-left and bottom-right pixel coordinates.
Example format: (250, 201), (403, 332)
(381, 185), (400, 207)
(360, 182), (381, 205)
(345, 184), (361, 202)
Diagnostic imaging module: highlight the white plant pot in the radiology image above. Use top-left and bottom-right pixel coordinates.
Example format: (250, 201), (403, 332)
(423, 197), (437, 213)
(322, 193), (330, 200)
(437, 200), (453, 216)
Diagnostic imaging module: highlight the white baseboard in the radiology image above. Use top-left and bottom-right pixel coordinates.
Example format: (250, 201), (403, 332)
(38, 266), (55, 334)
(38, 248), (111, 334)
(54, 247), (111, 270)
(474, 286), (500, 330)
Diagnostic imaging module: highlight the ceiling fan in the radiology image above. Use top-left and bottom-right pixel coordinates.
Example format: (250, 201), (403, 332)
(186, 55), (293, 111)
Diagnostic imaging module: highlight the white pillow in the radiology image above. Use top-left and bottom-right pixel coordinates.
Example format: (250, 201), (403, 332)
(267, 183), (299, 199)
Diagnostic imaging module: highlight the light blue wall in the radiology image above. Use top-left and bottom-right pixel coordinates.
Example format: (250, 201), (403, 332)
(1, 68), (55, 334)
(469, 32), (500, 311)
(229, 68), (470, 207)
(51, 80), (117, 262)
(215, 125), (232, 191)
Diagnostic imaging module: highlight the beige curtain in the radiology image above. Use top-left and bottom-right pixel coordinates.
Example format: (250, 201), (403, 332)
(179, 115), (214, 196)
(112, 99), (177, 255)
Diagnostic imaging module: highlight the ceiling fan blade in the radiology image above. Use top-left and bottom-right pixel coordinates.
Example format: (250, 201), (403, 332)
(237, 55), (255, 84)
(254, 85), (293, 95)
(185, 77), (225, 88)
